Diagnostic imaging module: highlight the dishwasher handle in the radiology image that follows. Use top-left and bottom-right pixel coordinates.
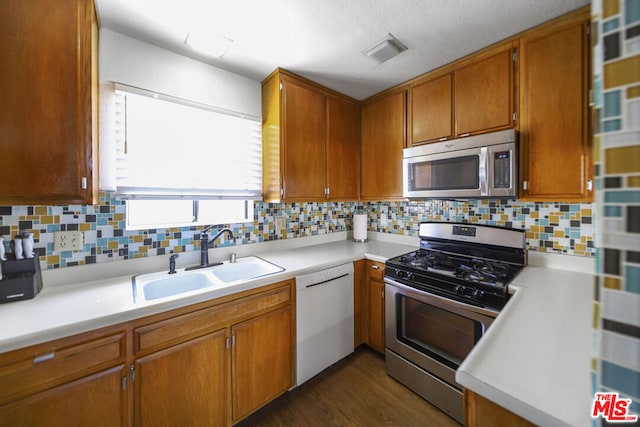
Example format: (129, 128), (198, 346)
(305, 273), (350, 288)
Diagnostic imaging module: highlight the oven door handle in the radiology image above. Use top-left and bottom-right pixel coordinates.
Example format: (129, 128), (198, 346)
(384, 277), (499, 320)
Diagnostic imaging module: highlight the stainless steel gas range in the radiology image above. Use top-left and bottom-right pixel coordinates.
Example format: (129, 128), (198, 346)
(384, 222), (526, 424)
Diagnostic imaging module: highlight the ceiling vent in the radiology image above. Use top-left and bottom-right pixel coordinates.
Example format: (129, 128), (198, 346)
(362, 33), (408, 63)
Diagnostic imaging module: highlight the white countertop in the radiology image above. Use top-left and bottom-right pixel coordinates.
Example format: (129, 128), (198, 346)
(1, 232), (595, 427)
(0, 233), (415, 353)
(456, 254), (594, 427)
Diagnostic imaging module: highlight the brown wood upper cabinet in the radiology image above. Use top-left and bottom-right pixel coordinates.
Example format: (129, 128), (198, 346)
(455, 42), (517, 137)
(410, 73), (454, 144)
(409, 42), (516, 146)
(0, 0), (98, 205)
(518, 8), (592, 202)
(262, 69), (359, 202)
(361, 88), (407, 200)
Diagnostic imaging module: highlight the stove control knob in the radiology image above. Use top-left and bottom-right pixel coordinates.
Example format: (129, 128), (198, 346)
(454, 285), (464, 295)
(406, 272), (413, 280)
(397, 270), (407, 279)
(472, 289), (485, 299)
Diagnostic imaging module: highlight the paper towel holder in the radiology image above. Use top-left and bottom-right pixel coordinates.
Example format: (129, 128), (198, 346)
(352, 213), (369, 243)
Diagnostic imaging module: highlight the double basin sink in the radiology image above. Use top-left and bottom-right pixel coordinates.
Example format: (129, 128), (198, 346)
(132, 256), (284, 302)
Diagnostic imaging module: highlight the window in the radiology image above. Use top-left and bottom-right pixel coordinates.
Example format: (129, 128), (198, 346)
(113, 85), (261, 230)
(125, 199), (254, 230)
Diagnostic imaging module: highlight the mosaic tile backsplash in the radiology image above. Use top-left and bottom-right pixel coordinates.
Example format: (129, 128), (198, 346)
(0, 191), (594, 270)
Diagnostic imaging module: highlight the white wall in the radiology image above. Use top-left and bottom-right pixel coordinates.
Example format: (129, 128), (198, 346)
(99, 28), (261, 118)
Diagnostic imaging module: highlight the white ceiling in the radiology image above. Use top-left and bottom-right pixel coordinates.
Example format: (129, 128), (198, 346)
(95, 0), (590, 100)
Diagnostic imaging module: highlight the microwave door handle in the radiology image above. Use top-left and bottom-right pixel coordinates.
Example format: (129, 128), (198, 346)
(479, 147), (488, 196)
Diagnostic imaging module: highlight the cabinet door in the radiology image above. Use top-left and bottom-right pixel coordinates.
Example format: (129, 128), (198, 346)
(366, 261), (386, 353)
(0, 365), (127, 427)
(0, 0), (96, 205)
(353, 259), (365, 347)
(464, 389), (535, 427)
(411, 73), (454, 145)
(368, 276), (386, 353)
(361, 90), (406, 200)
(326, 95), (360, 200)
(282, 77), (326, 201)
(519, 14), (591, 201)
(455, 45), (515, 136)
(232, 306), (293, 422)
(134, 329), (227, 427)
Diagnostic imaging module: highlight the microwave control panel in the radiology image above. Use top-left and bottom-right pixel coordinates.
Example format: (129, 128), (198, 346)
(493, 151), (511, 188)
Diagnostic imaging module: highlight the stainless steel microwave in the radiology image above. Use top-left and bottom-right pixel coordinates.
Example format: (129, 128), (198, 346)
(403, 129), (518, 199)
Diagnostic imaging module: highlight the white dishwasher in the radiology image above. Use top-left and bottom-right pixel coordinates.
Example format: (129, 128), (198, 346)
(295, 262), (354, 386)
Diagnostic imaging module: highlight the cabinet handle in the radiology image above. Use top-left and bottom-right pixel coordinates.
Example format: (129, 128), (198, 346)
(460, 133), (470, 137)
(33, 352), (55, 364)
(587, 179), (593, 192)
(371, 265), (380, 270)
(439, 137), (447, 141)
(232, 335), (236, 347)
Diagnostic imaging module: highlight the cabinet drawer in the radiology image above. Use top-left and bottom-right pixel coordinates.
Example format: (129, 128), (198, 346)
(0, 332), (126, 404)
(366, 261), (385, 281)
(134, 282), (292, 354)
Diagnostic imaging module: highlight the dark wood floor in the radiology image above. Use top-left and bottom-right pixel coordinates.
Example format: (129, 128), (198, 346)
(236, 346), (461, 427)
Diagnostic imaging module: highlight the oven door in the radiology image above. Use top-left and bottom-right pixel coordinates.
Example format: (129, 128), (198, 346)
(384, 278), (497, 389)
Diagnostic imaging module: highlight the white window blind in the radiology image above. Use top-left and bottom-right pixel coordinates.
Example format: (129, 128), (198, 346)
(114, 87), (262, 200)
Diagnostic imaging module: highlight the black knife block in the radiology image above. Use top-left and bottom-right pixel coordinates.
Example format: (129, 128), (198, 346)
(0, 257), (43, 303)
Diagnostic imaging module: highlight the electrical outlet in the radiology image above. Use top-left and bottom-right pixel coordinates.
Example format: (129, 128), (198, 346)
(54, 231), (84, 251)
(276, 217), (287, 231)
(380, 213), (388, 226)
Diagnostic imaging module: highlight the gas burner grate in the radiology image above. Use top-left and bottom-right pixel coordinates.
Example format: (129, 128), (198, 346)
(453, 264), (499, 285)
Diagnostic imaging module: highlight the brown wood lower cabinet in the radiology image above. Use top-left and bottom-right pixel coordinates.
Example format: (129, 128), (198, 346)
(353, 259), (365, 347)
(232, 307), (292, 422)
(464, 389), (535, 427)
(0, 330), (128, 427)
(133, 280), (294, 426)
(134, 329), (227, 427)
(364, 260), (386, 353)
(1, 365), (128, 427)
(0, 280), (295, 427)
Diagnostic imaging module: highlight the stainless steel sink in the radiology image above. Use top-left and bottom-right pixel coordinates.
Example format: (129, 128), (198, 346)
(132, 256), (284, 302)
(211, 256), (284, 283)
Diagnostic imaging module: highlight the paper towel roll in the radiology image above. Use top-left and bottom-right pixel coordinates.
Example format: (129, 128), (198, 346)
(353, 214), (368, 242)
